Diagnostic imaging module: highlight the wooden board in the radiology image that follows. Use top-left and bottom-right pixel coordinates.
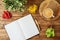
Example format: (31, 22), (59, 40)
(0, 0), (60, 40)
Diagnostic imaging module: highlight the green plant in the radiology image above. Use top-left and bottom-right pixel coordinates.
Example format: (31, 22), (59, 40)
(46, 28), (55, 38)
(3, 0), (27, 12)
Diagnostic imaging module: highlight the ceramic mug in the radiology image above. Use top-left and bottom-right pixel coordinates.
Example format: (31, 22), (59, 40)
(42, 8), (54, 19)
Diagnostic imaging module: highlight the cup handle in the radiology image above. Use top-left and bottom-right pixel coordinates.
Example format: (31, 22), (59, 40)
(52, 15), (55, 18)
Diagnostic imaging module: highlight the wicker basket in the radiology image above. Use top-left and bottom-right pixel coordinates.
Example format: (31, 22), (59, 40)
(39, 0), (60, 21)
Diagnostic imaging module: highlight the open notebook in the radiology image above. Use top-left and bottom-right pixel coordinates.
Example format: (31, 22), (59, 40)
(5, 14), (39, 40)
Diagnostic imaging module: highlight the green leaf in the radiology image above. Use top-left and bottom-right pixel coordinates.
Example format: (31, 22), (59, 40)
(46, 28), (55, 38)
(3, 0), (27, 12)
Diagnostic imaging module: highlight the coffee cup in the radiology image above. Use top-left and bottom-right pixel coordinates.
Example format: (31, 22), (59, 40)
(42, 8), (54, 19)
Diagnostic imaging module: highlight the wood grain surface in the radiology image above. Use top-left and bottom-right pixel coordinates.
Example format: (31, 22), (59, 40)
(0, 0), (60, 40)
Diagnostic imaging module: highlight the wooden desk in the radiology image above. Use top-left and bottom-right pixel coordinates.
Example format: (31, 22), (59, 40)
(0, 0), (60, 40)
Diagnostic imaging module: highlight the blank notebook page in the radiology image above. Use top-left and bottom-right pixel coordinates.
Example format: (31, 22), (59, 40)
(17, 14), (39, 39)
(5, 21), (26, 40)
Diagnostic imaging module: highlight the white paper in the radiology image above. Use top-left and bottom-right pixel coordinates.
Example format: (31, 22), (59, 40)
(5, 21), (26, 40)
